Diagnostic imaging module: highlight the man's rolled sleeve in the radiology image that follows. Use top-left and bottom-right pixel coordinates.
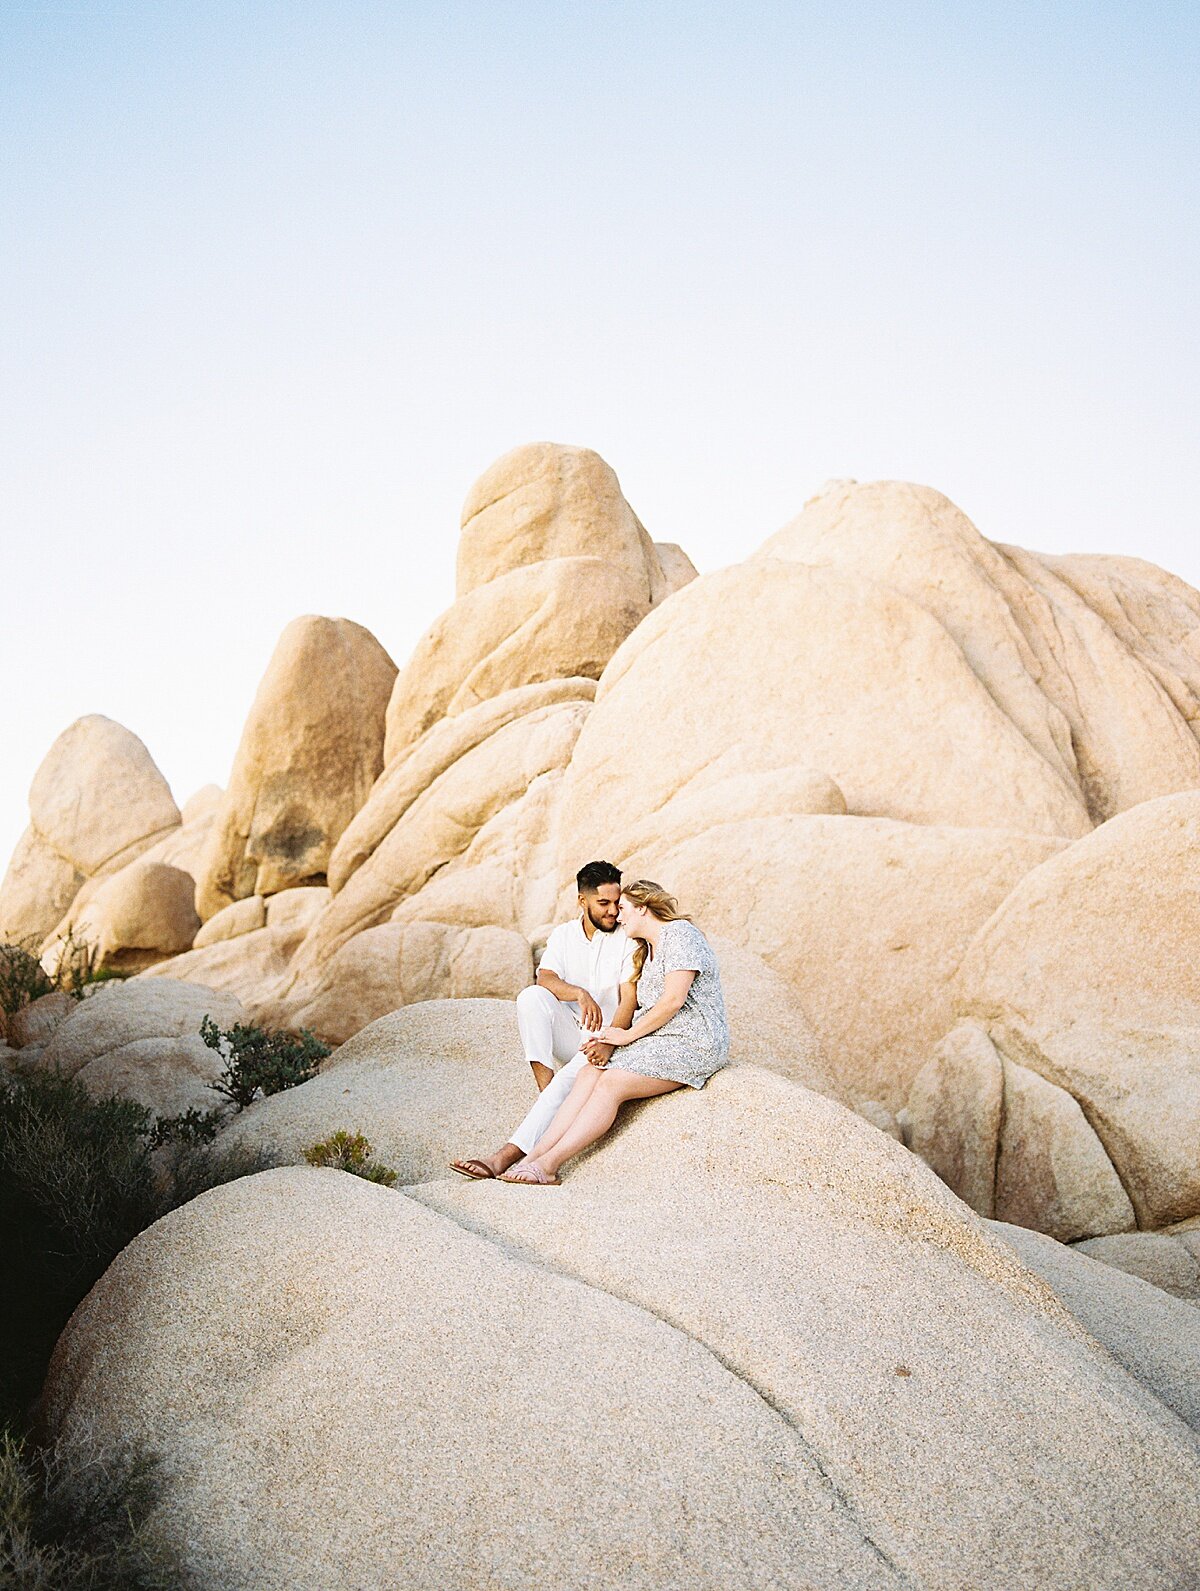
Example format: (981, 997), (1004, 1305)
(539, 926), (568, 979)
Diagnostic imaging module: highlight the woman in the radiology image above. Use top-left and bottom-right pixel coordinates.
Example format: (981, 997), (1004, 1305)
(501, 879), (729, 1184)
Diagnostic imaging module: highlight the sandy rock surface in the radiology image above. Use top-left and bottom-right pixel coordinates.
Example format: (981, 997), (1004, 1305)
(557, 559), (1094, 865)
(387, 766), (568, 940)
(49, 1055), (1200, 1589)
(1075, 1231), (1200, 1303)
(0, 825), (85, 945)
(283, 923), (532, 1044)
(911, 1020), (1137, 1241)
(279, 700), (588, 1000)
(758, 481), (1200, 824)
(263, 885), (329, 935)
(4, 989), (75, 1050)
(1, 716), (180, 944)
(195, 616), (397, 920)
(411, 1068), (1200, 1588)
(194, 895), (266, 949)
(71, 861), (201, 971)
(330, 678), (594, 894)
(652, 539), (698, 595)
(989, 1219), (1200, 1429)
(705, 935), (842, 1099)
(221, 986), (841, 1177)
(43, 1167), (898, 1591)
(137, 929), (294, 1017)
(218, 999), (534, 1178)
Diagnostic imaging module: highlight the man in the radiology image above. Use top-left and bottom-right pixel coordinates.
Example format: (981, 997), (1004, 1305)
(450, 859), (637, 1180)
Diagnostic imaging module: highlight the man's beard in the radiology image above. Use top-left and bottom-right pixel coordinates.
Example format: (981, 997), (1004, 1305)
(587, 906), (618, 933)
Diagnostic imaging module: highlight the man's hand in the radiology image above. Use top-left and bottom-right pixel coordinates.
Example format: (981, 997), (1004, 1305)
(575, 989), (603, 1030)
(582, 1038), (614, 1068)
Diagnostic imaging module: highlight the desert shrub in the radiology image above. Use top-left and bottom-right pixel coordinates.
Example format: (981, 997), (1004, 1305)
(0, 1070), (269, 1429)
(0, 945), (53, 1018)
(0, 933), (130, 1023)
(51, 930), (131, 1002)
(303, 1130), (397, 1187)
(145, 1106), (224, 1149)
(200, 1016), (329, 1109)
(0, 1425), (179, 1589)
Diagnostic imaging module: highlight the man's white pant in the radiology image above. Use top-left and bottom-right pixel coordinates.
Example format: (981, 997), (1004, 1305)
(516, 985), (588, 1075)
(512, 985), (595, 1156)
(510, 1053), (589, 1155)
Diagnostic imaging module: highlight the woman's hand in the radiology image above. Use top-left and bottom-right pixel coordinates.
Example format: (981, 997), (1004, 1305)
(593, 1025), (633, 1047)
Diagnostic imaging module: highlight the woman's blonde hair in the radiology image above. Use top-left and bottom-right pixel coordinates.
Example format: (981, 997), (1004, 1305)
(622, 879), (691, 977)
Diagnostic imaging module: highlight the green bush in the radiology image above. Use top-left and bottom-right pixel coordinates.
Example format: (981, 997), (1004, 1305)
(0, 1070), (268, 1430)
(145, 1106), (223, 1149)
(0, 933), (131, 1023)
(0, 945), (53, 1018)
(303, 1130), (397, 1187)
(0, 1425), (179, 1589)
(200, 1015), (329, 1109)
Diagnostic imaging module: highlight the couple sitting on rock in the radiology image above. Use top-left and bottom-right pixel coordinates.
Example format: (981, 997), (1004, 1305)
(452, 861), (730, 1185)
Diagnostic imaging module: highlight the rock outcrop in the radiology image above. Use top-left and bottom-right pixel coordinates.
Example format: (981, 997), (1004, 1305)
(67, 861), (201, 972)
(1074, 1229), (1200, 1303)
(28, 978), (245, 1118)
(218, 999), (534, 1179)
(556, 558), (1096, 863)
(757, 480), (1200, 824)
(272, 697), (591, 1018)
(6, 461), (1200, 1238)
(455, 442), (669, 604)
(282, 923), (533, 1044)
(908, 792), (1200, 1238)
(618, 813), (1062, 1110)
(12, 453), (1200, 1585)
(42, 1168), (897, 1591)
(0, 716), (180, 945)
(382, 443), (669, 768)
(195, 616), (397, 921)
(27, 715), (181, 878)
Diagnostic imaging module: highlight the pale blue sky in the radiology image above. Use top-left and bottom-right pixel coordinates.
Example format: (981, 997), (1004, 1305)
(1, 1), (1197, 870)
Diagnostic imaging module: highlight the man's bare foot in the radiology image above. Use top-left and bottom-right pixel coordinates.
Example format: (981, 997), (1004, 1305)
(449, 1143), (522, 1179)
(500, 1160), (560, 1185)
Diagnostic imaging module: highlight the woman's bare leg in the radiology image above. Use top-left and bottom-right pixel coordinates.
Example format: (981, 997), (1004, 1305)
(512, 1060), (604, 1164)
(452, 1055), (599, 1178)
(507, 1070), (681, 1182)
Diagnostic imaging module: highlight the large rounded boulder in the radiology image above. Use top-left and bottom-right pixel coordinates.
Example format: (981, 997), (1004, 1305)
(455, 441), (668, 604)
(195, 616), (397, 920)
(0, 715), (181, 944)
(44, 1056), (1200, 1589)
(909, 792), (1200, 1237)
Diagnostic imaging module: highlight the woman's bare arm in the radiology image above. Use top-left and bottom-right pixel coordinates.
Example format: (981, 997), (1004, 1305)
(595, 969), (695, 1046)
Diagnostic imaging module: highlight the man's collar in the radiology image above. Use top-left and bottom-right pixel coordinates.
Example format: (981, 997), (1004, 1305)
(579, 910), (595, 941)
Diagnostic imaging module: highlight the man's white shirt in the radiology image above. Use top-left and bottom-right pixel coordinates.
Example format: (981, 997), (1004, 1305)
(538, 916), (636, 1025)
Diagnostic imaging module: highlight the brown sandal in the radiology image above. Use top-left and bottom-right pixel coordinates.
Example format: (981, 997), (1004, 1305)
(449, 1158), (496, 1180)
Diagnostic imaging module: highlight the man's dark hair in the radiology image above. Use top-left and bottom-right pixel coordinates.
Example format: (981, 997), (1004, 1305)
(576, 860), (622, 894)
